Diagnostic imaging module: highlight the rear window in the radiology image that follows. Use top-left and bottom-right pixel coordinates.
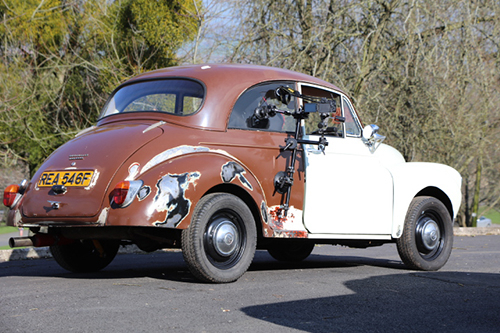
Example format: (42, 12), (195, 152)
(100, 79), (204, 118)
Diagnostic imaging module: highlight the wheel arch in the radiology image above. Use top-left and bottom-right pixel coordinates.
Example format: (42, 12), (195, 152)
(106, 151), (269, 234)
(390, 162), (462, 239)
(415, 187), (454, 220)
(204, 183), (266, 240)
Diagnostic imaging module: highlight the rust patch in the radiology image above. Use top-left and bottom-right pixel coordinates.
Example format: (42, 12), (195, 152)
(273, 230), (308, 238)
(221, 161), (253, 190)
(266, 205), (308, 238)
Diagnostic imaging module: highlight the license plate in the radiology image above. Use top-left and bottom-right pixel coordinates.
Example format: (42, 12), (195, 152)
(38, 170), (94, 187)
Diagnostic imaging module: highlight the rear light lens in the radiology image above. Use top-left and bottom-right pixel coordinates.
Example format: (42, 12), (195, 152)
(113, 181), (130, 206)
(3, 184), (20, 207)
(112, 180), (143, 207)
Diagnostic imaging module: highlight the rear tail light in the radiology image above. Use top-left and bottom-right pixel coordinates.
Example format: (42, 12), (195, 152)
(3, 184), (20, 207)
(112, 180), (143, 207)
(113, 181), (130, 206)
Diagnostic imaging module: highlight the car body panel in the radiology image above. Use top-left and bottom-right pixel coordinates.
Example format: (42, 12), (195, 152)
(21, 123), (163, 219)
(5, 64), (461, 247)
(389, 162), (462, 237)
(303, 137), (396, 236)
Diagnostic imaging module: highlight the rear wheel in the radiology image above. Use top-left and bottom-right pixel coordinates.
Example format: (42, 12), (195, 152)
(396, 196), (453, 271)
(182, 193), (256, 283)
(268, 242), (315, 262)
(50, 240), (119, 273)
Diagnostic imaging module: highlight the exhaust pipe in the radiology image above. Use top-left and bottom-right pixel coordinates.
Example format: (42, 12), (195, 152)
(9, 234), (75, 248)
(9, 237), (34, 248)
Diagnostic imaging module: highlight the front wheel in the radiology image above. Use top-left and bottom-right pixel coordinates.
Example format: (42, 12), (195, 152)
(182, 193), (257, 283)
(50, 239), (119, 273)
(396, 196), (453, 271)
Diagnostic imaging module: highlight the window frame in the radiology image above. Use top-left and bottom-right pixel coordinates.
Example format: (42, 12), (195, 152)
(297, 82), (363, 138)
(227, 81), (298, 133)
(342, 97), (363, 138)
(99, 78), (206, 120)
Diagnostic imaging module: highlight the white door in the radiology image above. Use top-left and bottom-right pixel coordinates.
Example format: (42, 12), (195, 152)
(301, 90), (393, 235)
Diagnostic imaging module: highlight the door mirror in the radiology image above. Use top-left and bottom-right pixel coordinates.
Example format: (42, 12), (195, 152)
(362, 124), (386, 153)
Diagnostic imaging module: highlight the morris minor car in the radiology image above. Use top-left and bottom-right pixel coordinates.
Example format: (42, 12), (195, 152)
(4, 64), (462, 283)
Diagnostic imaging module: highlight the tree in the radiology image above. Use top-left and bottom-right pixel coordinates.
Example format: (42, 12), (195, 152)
(0, 0), (201, 175)
(225, 0), (500, 225)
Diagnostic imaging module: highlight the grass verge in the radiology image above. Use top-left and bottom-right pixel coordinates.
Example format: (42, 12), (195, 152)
(479, 208), (500, 225)
(0, 226), (18, 235)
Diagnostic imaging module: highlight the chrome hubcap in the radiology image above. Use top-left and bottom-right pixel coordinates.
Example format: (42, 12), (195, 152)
(417, 217), (440, 252)
(211, 220), (239, 257)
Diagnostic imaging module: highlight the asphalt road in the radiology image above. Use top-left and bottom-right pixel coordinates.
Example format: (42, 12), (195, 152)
(1, 236), (499, 333)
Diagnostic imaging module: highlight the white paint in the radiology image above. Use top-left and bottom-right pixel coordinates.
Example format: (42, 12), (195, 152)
(303, 134), (462, 239)
(140, 146), (210, 175)
(126, 163), (140, 181)
(303, 136), (395, 235)
(139, 145), (241, 176)
(84, 170), (100, 190)
(388, 162), (462, 237)
(97, 207), (109, 226)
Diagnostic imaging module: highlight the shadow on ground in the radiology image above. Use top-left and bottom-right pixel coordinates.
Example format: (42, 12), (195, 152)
(0, 249), (406, 282)
(241, 271), (500, 333)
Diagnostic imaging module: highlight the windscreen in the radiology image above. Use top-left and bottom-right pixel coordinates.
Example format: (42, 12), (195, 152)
(100, 79), (204, 119)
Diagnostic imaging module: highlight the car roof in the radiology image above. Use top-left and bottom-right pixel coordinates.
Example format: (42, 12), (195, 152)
(120, 64), (344, 131)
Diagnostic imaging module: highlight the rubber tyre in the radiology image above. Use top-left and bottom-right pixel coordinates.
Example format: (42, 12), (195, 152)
(268, 242), (315, 262)
(396, 196), (453, 271)
(182, 193), (256, 283)
(50, 240), (119, 273)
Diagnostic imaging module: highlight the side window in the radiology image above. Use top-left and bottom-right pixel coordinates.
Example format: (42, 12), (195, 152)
(343, 98), (361, 137)
(228, 82), (296, 132)
(301, 85), (343, 137)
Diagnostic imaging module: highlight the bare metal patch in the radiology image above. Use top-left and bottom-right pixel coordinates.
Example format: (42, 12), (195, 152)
(152, 172), (201, 228)
(221, 161), (253, 190)
(261, 201), (268, 224)
(13, 209), (22, 227)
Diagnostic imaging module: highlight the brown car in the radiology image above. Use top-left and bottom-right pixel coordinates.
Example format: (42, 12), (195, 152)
(4, 64), (462, 283)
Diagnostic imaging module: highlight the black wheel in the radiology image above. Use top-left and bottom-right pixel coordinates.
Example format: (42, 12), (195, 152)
(181, 193), (256, 283)
(396, 196), (453, 271)
(267, 242), (315, 262)
(50, 239), (119, 273)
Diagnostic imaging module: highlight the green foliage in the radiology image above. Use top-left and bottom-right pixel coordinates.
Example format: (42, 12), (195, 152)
(0, 0), (67, 54)
(111, 0), (198, 72)
(0, 0), (201, 175)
